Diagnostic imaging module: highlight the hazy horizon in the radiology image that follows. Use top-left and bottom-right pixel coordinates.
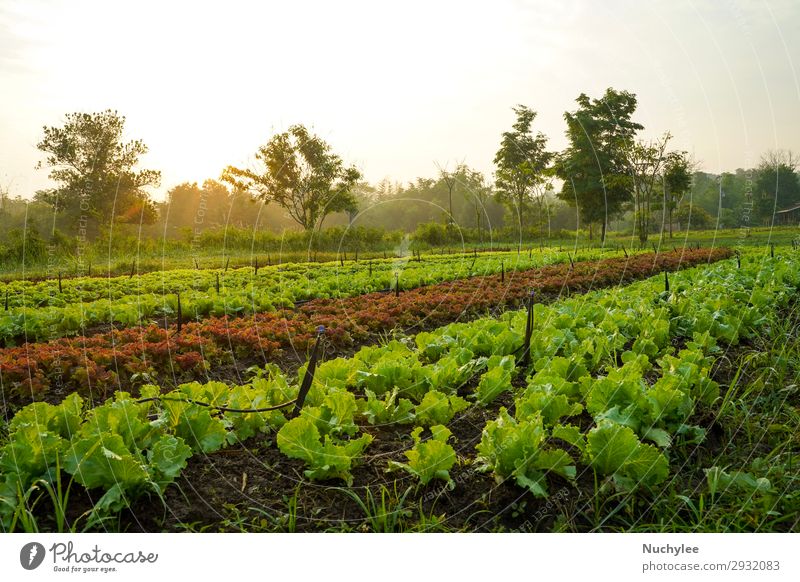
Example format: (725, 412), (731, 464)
(1, 0), (799, 202)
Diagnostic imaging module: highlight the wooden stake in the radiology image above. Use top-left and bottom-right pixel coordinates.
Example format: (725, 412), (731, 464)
(520, 291), (535, 369)
(291, 326), (326, 418)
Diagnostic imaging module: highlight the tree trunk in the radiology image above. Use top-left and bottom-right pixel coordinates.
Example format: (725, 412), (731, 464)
(601, 220), (606, 243)
(638, 199), (648, 244)
(668, 205), (673, 238)
(475, 203), (481, 242)
(588, 222), (593, 241)
(449, 188), (453, 224)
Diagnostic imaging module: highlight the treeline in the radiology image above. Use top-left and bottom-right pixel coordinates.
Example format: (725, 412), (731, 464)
(2, 88), (799, 266)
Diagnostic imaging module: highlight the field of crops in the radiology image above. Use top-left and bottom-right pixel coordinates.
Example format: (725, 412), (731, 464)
(0, 246), (633, 344)
(0, 243), (798, 533)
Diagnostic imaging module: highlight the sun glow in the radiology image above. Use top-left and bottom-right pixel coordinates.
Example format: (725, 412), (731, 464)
(1, 0), (798, 201)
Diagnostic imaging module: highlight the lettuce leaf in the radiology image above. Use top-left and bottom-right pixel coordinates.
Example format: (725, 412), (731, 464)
(474, 355), (515, 405)
(585, 421), (669, 490)
(476, 408), (575, 497)
(276, 416), (372, 485)
(415, 390), (469, 426)
(389, 425), (457, 485)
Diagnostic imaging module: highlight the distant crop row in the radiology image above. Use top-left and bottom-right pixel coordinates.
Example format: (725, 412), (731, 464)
(0, 247), (630, 344)
(1, 248), (792, 531)
(0, 247), (730, 409)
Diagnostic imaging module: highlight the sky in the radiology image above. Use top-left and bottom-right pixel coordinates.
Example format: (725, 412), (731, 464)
(1, 0), (798, 201)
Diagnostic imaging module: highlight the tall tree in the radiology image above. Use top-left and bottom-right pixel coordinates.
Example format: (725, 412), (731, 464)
(628, 132), (671, 244)
(437, 162), (462, 226)
(436, 162), (488, 231)
(493, 106), (553, 237)
(555, 88), (642, 242)
(34, 110), (160, 233)
(754, 150), (800, 224)
(661, 150), (693, 238)
(460, 168), (493, 241)
(222, 124), (361, 231)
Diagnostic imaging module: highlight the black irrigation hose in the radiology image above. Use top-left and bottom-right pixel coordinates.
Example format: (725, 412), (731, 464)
(134, 396), (297, 413)
(135, 327), (327, 415)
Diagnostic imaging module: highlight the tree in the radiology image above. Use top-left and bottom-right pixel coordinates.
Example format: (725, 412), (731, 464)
(555, 88), (642, 242)
(222, 124), (361, 231)
(437, 162), (462, 226)
(163, 179), (236, 231)
(494, 106), (553, 239)
(675, 202), (713, 230)
(753, 150), (800, 224)
(344, 173), (504, 233)
(436, 163), (490, 234)
(661, 151), (693, 238)
(461, 168), (493, 241)
(628, 132), (671, 244)
(34, 110), (160, 233)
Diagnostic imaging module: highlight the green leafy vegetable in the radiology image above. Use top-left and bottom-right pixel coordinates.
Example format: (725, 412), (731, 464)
(585, 421), (669, 490)
(276, 416), (372, 485)
(414, 390), (469, 426)
(474, 355), (515, 405)
(359, 388), (415, 426)
(389, 425), (457, 485)
(476, 409), (575, 497)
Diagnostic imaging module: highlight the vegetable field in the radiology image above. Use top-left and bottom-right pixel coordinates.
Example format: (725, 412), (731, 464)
(0, 246), (633, 344)
(1, 244), (798, 533)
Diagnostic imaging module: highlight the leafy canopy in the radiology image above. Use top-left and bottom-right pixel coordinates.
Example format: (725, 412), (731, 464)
(555, 88), (642, 239)
(493, 105), (553, 226)
(222, 124), (361, 231)
(34, 110), (160, 229)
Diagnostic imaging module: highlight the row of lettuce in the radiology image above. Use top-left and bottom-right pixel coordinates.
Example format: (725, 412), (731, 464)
(0, 248), (723, 401)
(0, 247), (628, 344)
(1, 251), (795, 530)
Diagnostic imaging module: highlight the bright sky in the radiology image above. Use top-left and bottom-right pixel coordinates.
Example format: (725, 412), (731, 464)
(1, 0), (798, 201)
